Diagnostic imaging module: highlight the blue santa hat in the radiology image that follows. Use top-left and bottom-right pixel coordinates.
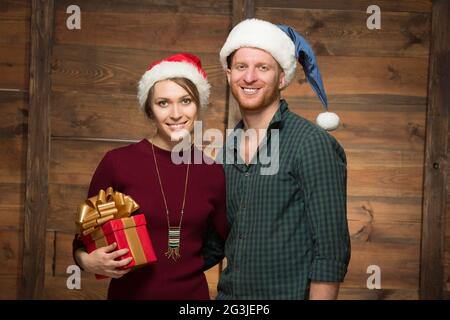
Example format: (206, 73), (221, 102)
(219, 18), (339, 131)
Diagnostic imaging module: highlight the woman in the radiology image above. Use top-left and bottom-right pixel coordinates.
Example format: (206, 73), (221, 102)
(73, 53), (228, 300)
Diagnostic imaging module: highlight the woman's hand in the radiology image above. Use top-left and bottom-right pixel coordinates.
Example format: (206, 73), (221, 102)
(75, 242), (133, 279)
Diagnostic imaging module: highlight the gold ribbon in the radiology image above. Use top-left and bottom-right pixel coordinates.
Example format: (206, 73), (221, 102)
(122, 218), (147, 266)
(76, 187), (140, 235)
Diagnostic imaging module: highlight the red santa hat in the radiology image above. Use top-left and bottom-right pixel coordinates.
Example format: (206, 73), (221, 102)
(137, 53), (211, 110)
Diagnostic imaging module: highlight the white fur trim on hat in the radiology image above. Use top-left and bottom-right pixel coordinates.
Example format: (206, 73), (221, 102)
(137, 61), (211, 110)
(219, 18), (297, 88)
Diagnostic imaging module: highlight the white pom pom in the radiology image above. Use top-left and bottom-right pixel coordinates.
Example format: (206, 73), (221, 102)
(316, 112), (340, 131)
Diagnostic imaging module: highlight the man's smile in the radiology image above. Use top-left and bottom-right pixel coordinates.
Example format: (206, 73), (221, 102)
(241, 87), (261, 96)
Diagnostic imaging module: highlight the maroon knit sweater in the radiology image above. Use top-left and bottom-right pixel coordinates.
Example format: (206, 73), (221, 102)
(73, 139), (228, 299)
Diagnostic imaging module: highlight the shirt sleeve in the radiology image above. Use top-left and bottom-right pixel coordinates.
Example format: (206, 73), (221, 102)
(72, 151), (117, 267)
(202, 164), (229, 271)
(298, 131), (351, 282)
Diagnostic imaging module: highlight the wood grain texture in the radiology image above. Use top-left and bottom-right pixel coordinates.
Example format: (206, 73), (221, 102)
(0, 54), (28, 302)
(0, 91), (28, 136)
(44, 276), (109, 299)
(48, 184), (85, 233)
(0, 137), (27, 184)
(0, 44), (29, 90)
(54, 0), (232, 15)
(232, 0), (254, 26)
(0, 91), (28, 183)
(289, 99), (426, 199)
(43, 230), (108, 299)
(0, 230), (22, 299)
(293, 107), (425, 152)
(338, 288), (419, 300)
(0, 2), (29, 299)
(50, 90), (227, 140)
(349, 221), (420, 245)
(255, 0), (431, 13)
(0, 87), (27, 304)
(289, 93), (427, 106)
(0, 183), (25, 228)
(50, 45), (227, 96)
(21, 0), (54, 299)
(51, 91), (156, 139)
(0, 277), (21, 299)
(348, 196), (422, 224)
(54, 9), (231, 52)
(283, 56), (428, 98)
(348, 165), (423, 198)
(446, 201), (450, 296)
(0, 0), (30, 44)
(343, 242), (420, 290)
(0, 229), (21, 276)
(256, 7), (430, 58)
(0, 0), (30, 90)
(0, 0), (29, 15)
(348, 206), (421, 244)
(420, 0), (449, 300)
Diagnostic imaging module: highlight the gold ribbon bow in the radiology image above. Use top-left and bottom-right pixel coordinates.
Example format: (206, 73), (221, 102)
(76, 187), (140, 236)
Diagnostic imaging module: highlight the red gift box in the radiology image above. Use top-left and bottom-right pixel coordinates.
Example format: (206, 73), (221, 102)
(81, 214), (157, 279)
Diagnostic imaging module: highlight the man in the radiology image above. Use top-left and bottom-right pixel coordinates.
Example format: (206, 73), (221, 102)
(216, 18), (351, 300)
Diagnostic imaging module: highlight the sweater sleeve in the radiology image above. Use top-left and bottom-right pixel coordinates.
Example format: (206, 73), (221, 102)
(72, 151), (117, 267)
(202, 164), (229, 271)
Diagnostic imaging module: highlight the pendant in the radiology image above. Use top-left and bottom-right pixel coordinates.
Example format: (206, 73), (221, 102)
(166, 226), (181, 261)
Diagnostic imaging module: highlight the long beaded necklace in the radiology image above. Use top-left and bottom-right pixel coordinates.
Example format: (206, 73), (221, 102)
(150, 140), (190, 261)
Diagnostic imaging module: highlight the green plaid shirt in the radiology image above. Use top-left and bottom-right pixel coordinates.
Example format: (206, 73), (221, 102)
(216, 99), (350, 300)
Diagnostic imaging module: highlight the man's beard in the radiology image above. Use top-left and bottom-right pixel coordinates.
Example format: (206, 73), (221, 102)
(231, 83), (280, 112)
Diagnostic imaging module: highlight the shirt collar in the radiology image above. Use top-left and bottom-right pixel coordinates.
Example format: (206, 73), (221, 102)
(267, 99), (288, 130)
(233, 99), (289, 132)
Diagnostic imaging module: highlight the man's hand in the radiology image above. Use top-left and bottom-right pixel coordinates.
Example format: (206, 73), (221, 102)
(309, 281), (340, 300)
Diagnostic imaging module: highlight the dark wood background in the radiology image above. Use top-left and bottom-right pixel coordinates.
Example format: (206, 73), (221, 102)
(0, 0), (448, 299)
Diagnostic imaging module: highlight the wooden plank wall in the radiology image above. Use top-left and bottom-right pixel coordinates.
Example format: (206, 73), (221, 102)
(2, 0), (448, 300)
(421, 0), (449, 300)
(22, 0), (55, 299)
(447, 118), (450, 299)
(443, 3), (450, 300)
(253, 0), (431, 299)
(44, 0), (231, 299)
(0, 0), (30, 299)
